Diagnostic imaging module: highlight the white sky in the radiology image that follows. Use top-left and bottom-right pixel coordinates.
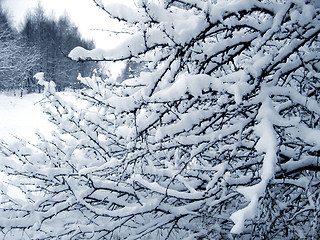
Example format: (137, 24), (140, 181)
(1, 0), (131, 48)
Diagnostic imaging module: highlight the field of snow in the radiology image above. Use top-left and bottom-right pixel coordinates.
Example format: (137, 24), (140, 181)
(0, 92), (57, 198)
(0, 93), (54, 143)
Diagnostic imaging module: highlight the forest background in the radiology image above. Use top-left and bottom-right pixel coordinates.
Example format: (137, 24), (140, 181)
(0, 3), (97, 94)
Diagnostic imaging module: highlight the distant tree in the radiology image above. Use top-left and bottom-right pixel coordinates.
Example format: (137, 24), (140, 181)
(118, 60), (148, 82)
(0, 6), (16, 90)
(0, 0), (319, 239)
(0, 6), (40, 94)
(20, 5), (96, 91)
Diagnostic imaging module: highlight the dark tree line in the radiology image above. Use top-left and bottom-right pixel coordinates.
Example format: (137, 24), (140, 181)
(0, 4), (97, 93)
(0, 5), (40, 94)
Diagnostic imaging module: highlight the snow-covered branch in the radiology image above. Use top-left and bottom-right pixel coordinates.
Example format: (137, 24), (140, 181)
(1, 0), (319, 239)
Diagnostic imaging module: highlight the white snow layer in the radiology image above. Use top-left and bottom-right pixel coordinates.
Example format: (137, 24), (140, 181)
(230, 98), (278, 233)
(0, 93), (54, 142)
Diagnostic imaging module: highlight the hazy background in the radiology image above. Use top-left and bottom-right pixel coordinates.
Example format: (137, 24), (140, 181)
(1, 0), (131, 48)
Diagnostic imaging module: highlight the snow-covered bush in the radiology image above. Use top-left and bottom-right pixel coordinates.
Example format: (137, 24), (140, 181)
(0, 0), (319, 239)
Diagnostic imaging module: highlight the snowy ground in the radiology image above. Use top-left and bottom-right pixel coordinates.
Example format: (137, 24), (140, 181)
(0, 92), (57, 199)
(0, 93), (54, 143)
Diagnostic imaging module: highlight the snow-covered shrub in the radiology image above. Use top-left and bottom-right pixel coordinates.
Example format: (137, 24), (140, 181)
(0, 0), (319, 239)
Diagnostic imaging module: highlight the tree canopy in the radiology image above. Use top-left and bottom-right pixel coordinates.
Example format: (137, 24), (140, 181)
(0, 0), (319, 239)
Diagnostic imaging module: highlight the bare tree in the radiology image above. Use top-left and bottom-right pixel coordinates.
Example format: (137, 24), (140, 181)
(0, 0), (319, 239)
